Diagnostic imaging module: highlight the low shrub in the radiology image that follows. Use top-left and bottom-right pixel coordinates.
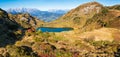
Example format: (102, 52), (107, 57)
(6, 45), (38, 57)
(55, 50), (72, 57)
(101, 8), (109, 14)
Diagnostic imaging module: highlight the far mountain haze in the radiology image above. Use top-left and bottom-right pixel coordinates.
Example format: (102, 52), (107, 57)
(6, 8), (69, 22)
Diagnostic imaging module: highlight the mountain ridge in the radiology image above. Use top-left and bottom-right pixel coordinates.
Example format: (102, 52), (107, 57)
(45, 2), (120, 31)
(0, 2), (120, 57)
(46, 2), (104, 27)
(6, 8), (68, 22)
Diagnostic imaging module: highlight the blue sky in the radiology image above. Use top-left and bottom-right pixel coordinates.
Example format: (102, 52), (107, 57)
(0, 0), (120, 10)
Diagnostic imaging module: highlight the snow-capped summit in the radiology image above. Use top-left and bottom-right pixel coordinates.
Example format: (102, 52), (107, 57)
(6, 8), (69, 22)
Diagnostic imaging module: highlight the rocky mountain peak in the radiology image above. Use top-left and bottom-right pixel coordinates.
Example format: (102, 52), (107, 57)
(65, 2), (103, 17)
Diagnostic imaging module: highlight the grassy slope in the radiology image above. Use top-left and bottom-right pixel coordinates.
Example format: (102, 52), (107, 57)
(45, 2), (103, 28)
(19, 2), (120, 57)
(0, 2), (120, 57)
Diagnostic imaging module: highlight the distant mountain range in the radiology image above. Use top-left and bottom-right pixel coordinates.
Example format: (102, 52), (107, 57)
(6, 8), (69, 22)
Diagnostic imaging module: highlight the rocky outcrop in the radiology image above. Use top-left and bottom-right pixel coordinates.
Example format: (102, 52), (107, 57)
(8, 13), (44, 29)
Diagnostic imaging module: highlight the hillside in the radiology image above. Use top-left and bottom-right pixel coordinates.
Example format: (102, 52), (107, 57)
(0, 2), (120, 57)
(46, 2), (103, 28)
(0, 8), (21, 47)
(79, 10), (120, 32)
(44, 2), (120, 42)
(8, 13), (44, 28)
(6, 8), (68, 22)
(0, 8), (45, 57)
(107, 5), (120, 10)
(0, 8), (44, 46)
(46, 2), (120, 31)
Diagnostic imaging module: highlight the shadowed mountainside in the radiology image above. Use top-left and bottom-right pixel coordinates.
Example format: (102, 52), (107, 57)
(0, 8), (23, 47)
(0, 8), (44, 47)
(0, 8), (42, 57)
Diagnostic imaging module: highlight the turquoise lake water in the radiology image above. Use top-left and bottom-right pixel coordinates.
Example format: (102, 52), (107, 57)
(37, 27), (73, 32)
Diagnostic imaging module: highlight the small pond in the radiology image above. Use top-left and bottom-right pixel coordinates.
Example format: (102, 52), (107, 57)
(37, 27), (73, 32)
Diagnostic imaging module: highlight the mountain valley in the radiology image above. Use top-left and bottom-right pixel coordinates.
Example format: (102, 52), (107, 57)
(0, 1), (120, 57)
